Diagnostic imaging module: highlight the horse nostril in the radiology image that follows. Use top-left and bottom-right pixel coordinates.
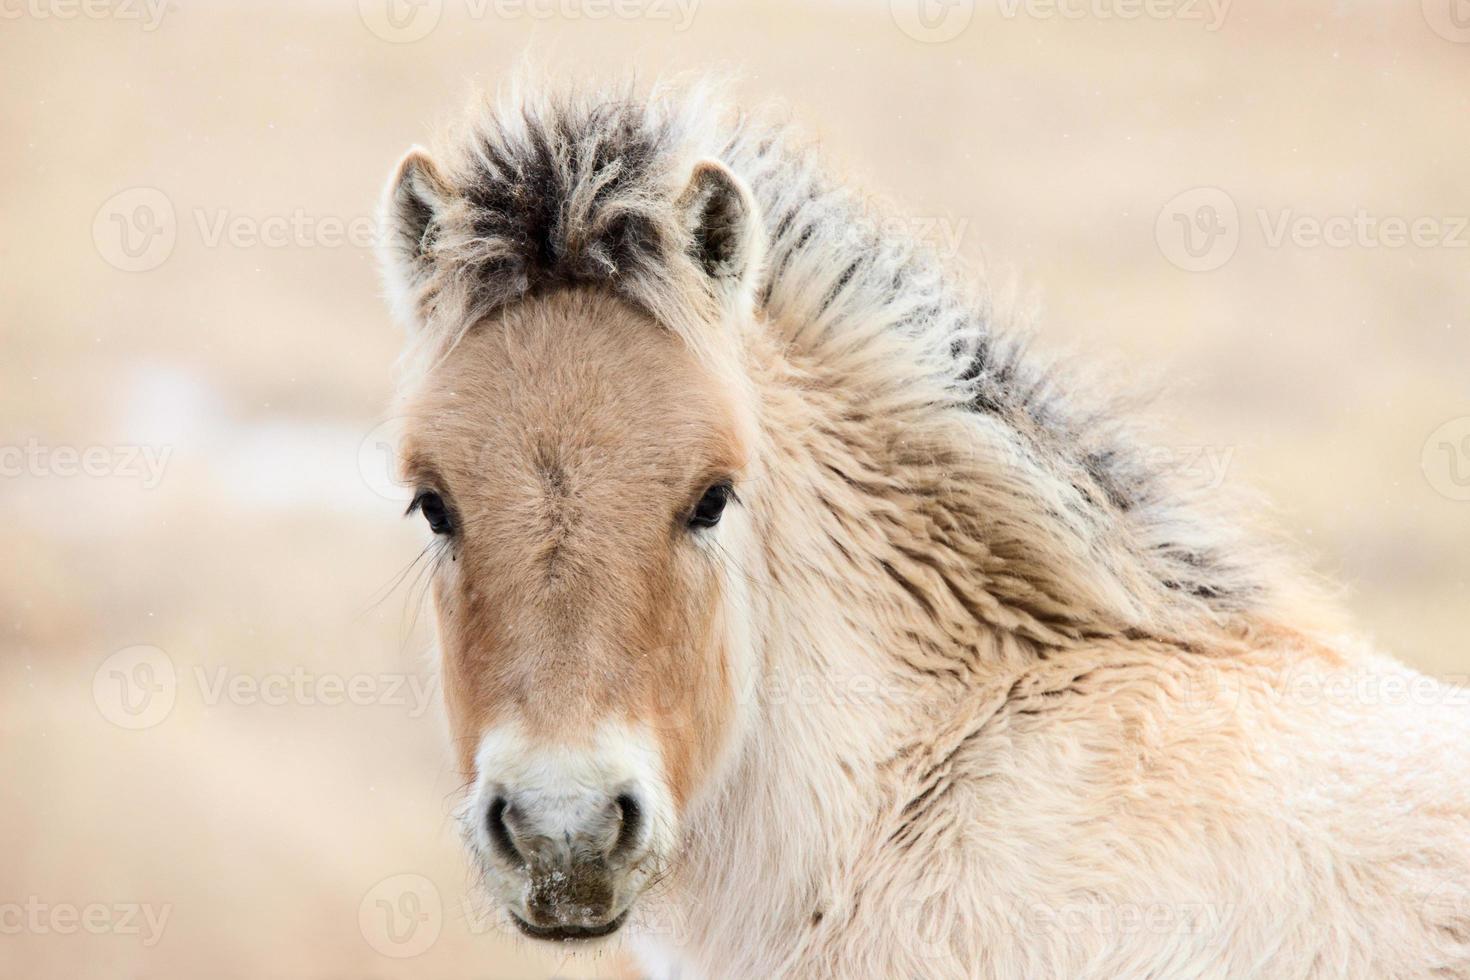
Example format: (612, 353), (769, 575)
(487, 796), (524, 867)
(488, 791), (644, 868)
(612, 793), (642, 858)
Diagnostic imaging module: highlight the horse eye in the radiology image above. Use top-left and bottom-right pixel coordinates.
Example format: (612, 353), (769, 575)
(410, 491), (454, 535)
(689, 482), (733, 529)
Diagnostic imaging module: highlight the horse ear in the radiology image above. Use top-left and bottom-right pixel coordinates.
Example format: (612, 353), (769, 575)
(379, 146), (452, 325)
(676, 159), (761, 300)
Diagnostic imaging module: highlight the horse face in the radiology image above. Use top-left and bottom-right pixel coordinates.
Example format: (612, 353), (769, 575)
(399, 287), (758, 941)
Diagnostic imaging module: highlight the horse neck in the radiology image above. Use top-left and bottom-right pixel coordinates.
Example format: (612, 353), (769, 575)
(662, 348), (1027, 967)
(668, 559), (923, 970)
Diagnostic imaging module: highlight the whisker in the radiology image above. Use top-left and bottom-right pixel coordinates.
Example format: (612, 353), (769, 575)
(356, 539), (441, 618)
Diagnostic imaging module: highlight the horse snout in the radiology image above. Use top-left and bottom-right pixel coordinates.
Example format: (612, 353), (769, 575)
(486, 789), (647, 940)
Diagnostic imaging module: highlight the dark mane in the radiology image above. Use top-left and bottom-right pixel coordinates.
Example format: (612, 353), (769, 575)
(386, 80), (1280, 627)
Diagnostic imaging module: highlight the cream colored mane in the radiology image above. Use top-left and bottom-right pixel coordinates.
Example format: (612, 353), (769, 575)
(386, 77), (1302, 647)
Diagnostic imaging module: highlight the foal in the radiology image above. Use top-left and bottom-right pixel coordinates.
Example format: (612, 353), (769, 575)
(378, 81), (1470, 978)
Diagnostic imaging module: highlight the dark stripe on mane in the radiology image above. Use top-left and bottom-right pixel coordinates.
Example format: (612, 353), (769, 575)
(413, 84), (1269, 622)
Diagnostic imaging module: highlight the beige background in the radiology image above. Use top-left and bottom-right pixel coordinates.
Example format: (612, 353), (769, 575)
(2, 0), (1468, 976)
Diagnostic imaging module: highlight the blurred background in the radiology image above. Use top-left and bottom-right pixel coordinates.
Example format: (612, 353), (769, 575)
(2, 0), (1467, 976)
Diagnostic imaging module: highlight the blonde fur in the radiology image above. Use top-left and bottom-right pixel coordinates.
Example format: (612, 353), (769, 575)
(379, 76), (1470, 978)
